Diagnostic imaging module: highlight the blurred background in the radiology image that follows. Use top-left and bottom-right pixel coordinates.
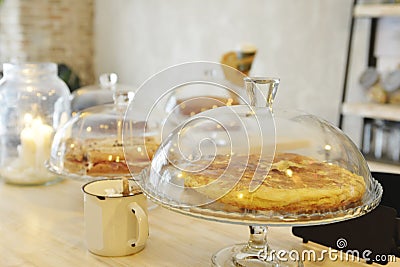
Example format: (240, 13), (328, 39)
(1, 0), (400, 150)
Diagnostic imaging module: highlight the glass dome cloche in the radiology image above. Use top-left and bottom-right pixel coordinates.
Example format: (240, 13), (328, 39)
(126, 75), (382, 267)
(47, 87), (160, 180)
(70, 72), (136, 114)
(136, 77), (381, 224)
(126, 61), (251, 143)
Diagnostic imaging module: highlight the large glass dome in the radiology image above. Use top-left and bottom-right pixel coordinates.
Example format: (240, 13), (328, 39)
(123, 71), (382, 267)
(136, 104), (381, 226)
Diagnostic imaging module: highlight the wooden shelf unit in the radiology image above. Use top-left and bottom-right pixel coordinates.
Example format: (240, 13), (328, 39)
(340, 2), (400, 172)
(354, 3), (400, 18)
(342, 102), (400, 121)
(368, 160), (400, 174)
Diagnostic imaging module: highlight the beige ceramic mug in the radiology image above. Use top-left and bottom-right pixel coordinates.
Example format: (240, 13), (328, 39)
(82, 179), (148, 256)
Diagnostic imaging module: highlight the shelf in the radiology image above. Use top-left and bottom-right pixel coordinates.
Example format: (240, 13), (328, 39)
(342, 102), (400, 121)
(368, 160), (400, 174)
(354, 3), (400, 17)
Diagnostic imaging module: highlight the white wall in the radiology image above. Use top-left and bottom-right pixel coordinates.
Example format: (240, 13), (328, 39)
(94, 0), (354, 126)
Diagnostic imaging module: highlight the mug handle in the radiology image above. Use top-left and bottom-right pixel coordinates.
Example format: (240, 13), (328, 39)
(128, 202), (149, 248)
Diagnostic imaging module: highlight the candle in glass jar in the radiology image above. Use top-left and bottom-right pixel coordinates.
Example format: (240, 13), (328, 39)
(20, 114), (54, 167)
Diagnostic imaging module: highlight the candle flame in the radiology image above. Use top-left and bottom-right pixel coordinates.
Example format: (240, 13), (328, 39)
(32, 118), (43, 128)
(24, 113), (33, 124)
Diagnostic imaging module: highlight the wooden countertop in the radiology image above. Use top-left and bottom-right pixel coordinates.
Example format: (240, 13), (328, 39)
(0, 179), (397, 267)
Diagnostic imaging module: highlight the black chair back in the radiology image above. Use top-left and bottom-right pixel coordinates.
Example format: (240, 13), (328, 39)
(292, 171), (400, 265)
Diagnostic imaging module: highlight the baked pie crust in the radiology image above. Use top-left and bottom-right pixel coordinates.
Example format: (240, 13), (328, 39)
(183, 153), (366, 213)
(63, 137), (159, 176)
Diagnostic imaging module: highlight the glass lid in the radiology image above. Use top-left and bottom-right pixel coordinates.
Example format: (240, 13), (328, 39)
(47, 89), (160, 180)
(71, 73), (136, 114)
(124, 61), (251, 141)
(134, 78), (382, 226)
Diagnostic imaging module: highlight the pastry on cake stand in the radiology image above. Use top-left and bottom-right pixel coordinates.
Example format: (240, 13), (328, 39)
(46, 84), (160, 181)
(126, 71), (382, 266)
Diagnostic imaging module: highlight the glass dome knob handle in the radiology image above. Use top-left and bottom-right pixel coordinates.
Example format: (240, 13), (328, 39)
(244, 77), (280, 108)
(99, 73), (118, 88)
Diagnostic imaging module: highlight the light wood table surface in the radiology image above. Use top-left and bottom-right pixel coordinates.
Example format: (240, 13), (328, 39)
(0, 179), (398, 267)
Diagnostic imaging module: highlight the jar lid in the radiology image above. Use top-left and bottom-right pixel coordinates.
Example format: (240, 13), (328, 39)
(359, 67), (379, 89)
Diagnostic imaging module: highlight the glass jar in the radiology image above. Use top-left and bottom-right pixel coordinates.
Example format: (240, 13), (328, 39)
(0, 62), (71, 185)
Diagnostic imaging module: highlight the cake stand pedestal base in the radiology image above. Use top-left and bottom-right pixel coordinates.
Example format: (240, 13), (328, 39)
(211, 226), (303, 267)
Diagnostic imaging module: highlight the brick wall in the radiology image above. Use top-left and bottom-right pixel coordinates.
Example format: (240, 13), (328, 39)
(0, 0), (94, 85)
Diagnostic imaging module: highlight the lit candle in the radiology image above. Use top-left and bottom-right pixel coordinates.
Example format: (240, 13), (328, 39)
(20, 114), (54, 168)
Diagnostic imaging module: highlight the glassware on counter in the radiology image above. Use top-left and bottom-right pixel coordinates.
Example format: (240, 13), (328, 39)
(164, 47), (257, 126)
(47, 86), (159, 181)
(138, 64), (251, 156)
(0, 62), (71, 185)
(129, 72), (382, 267)
(71, 72), (136, 114)
(162, 46), (257, 123)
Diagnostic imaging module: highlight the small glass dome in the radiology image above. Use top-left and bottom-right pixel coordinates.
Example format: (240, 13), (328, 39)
(47, 90), (160, 180)
(126, 62), (251, 142)
(135, 92), (381, 225)
(71, 73), (136, 114)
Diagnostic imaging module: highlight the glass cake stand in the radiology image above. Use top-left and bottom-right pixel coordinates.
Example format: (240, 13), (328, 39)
(46, 84), (160, 182)
(136, 104), (382, 266)
(126, 75), (383, 267)
(140, 165), (382, 266)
